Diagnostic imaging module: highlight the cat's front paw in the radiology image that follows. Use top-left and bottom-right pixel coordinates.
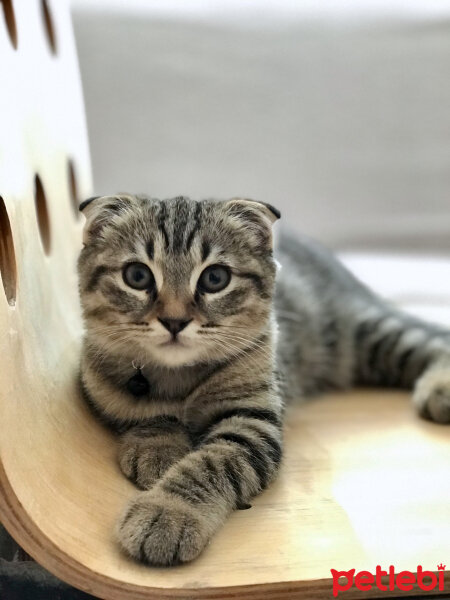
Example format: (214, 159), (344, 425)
(117, 492), (210, 566)
(118, 428), (192, 489)
(413, 363), (450, 423)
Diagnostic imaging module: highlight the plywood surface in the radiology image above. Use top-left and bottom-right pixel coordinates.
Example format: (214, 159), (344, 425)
(1, 2), (450, 599)
(3, 379), (450, 600)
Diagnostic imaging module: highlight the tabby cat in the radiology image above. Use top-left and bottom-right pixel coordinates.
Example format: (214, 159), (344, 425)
(78, 194), (450, 566)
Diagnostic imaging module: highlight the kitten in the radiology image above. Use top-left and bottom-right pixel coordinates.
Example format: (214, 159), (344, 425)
(78, 194), (450, 566)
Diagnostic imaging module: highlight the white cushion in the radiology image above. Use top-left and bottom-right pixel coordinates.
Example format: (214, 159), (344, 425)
(341, 253), (450, 326)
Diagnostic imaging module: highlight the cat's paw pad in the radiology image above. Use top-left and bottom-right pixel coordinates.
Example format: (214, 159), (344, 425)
(117, 494), (208, 566)
(413, 366), (450, 424)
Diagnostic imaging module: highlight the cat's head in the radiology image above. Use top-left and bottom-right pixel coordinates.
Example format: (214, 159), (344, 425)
(78, 195), (280, 368)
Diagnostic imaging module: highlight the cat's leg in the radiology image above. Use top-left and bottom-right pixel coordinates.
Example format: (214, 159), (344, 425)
(117, 407), (282, 565)
(353, 305), (450, 423)
(118, 416), (193, 490)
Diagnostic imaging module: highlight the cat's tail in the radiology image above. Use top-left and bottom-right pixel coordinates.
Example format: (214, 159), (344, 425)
(353, 304), (450, 423)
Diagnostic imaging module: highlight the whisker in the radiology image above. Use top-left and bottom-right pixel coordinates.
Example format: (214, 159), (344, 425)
(201, 331), (272, 371)
(209, 331), (270, 349)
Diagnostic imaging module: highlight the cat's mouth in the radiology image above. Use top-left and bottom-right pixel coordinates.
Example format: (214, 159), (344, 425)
(159, 338), (186, 348)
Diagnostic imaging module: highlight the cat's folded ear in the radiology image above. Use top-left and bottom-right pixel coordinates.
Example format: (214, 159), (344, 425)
(226, 198), (280, 224)
(79, 194), (134, 244)
(225, 198), (280, 248)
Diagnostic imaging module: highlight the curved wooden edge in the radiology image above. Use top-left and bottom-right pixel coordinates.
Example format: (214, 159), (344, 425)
(0, 455), (316, 600)
(2, 445), (450, 600)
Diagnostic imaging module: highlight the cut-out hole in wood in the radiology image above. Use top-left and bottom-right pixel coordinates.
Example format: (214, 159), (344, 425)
(34, 175), (51, 255)
(41, 0), (57, 55)
(0, 196), (17, 305)
(68, 159), (80, 218)
(1, 0), (18, 49)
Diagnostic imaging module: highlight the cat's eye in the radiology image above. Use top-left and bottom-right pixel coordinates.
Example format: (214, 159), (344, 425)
(123, 262), (154, 290)
(198, 265), (231, 293)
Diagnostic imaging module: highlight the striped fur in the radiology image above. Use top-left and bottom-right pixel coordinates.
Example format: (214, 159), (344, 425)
(77, 195), (450, 566)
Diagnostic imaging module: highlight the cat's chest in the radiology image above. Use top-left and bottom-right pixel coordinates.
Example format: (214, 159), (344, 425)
(133, 365), (207, 401)
(118, 365), (217, 427)
(84, 359), (220, 428)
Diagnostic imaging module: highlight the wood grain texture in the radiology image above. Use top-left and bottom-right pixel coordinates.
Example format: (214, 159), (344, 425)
(0, 2), (450, 599)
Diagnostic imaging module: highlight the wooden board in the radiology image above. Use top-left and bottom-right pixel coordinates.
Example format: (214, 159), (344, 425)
(1, 2), (450, 599)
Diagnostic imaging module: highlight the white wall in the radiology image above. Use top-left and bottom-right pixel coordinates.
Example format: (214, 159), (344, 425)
(71, 0), (450, 20)
(72, 2), (450, 251)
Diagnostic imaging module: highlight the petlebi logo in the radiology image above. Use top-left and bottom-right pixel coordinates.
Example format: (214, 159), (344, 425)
(331, 564), (446, 597)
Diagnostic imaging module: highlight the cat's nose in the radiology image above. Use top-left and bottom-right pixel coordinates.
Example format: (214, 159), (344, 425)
(158, 318), (192, 336)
